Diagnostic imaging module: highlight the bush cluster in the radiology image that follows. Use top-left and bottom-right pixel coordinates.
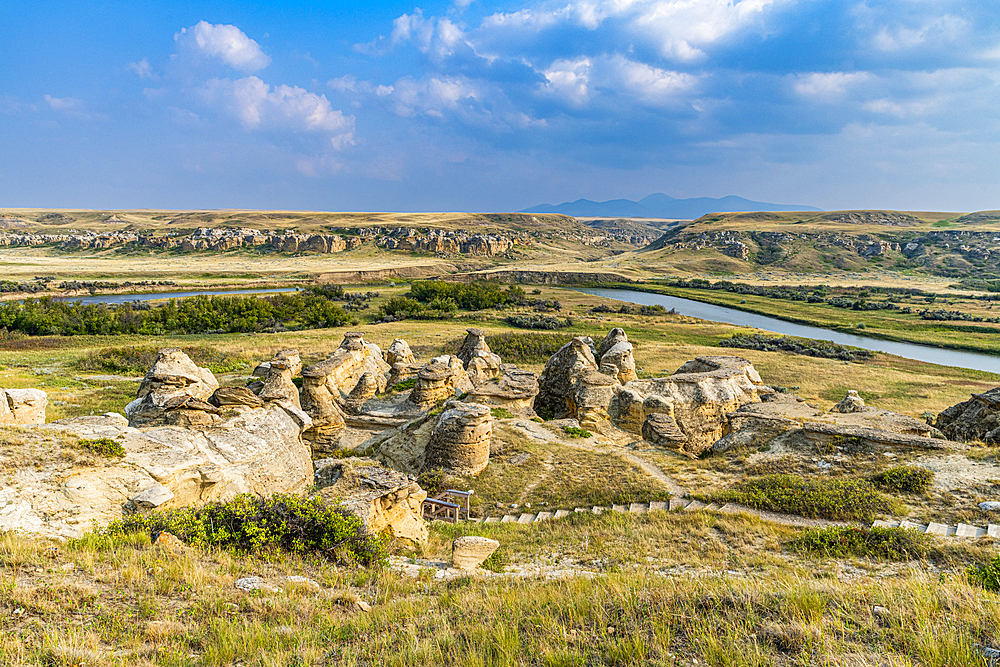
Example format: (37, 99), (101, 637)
(105, 494), (387, 566)
(869, 466), (934, 494)
(78, 345), (253, 375)
(484, 332), (572, 363)
(409, 280), (525, 310)
(562, 425), (592, 438)
(78, 437), (125, 458)
(968, 554), (1000, 592)
(504, 314), (572, 330)
(713, 474), (896, 521)
(719, 333), (873, 362)
(788, 526), (931, 560)
(0, 292), (350, 336)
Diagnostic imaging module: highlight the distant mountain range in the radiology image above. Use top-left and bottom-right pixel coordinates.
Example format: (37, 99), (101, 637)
(520, 193), (821, 219)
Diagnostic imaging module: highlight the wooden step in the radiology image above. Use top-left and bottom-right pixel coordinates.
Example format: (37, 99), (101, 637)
(669, 498), (689, 511)
(703, 503), (721, 512)
(684, 500), (706, 511)
(534, 511), (554, 522)
(500, 515), (517, 523)
(872, 520), (900, 529)
(955, 523), (985, 538)
(629, 503), (649, 514)
(899, 520), (927, 532)
(484, 517), (500, 524)
(592, 506), (608, 514)
(517, 513), (536, 524)
(553, 509), (571, 519)
(988, 524), (1000, 538)
(611, 504), (628, 513)
(648, 501), (667, 512)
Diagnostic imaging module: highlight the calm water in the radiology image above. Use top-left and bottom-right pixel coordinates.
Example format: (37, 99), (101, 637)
(56, 287), (298, 305)
(580, 287), (1000, 375)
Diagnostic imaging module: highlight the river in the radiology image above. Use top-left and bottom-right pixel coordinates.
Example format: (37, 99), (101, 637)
(579, 288), (1000, 375)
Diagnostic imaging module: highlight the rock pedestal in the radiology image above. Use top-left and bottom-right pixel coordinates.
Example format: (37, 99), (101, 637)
(253, 348), (302, 379)
(569, 370), (619, 429)
(425, 403), (492, 475)
(346, 372), (379, 413)
(534, 337), (598, 419)
(385, 339), (415, 366)
(597, 328), (638, 384)
(831, 390), (866, 414)
(456, 328), (502, 385)
(467, 364), (539, 415)
(126, 349), (222, 427)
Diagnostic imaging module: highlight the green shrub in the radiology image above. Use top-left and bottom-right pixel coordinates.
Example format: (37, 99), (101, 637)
(484, 332), (572, 363)
(389, 378), (417, 392)
(78, 437), (125, 458)
(968, 554), (1000, 592)
(869, 466), (934, 494)
(409, 280), (523, 310)
(490, 407), (515, 419)
(713, 474), (896, 521)
(504, 314), (570, 330)
(788, 526), (931, 560)
(562, 425), (592, 439)
(104, 493), (387, 566)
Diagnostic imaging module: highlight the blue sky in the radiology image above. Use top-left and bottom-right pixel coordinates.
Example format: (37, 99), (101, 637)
(2, 0), (999, 212)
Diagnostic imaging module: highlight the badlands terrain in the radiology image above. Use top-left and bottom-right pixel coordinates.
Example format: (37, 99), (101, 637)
(0, 207), (999, 666)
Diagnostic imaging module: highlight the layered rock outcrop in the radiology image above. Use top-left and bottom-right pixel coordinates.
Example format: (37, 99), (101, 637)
(467, 365), (539, 416)
(936, 388), (1000, 444)
(385, 339), (416, 366)
(126, 348), (221, 427)
(424, 403), (492, 475)
(315, 457), (428, 545)
(596, 328), (638, 384)
(569, 370), (619, 430)
(456, 328), (502, 385)
(0, 388), (48, 424)
(252, 349), (302, 379)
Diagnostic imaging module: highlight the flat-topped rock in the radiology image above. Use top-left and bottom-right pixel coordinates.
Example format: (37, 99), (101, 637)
(424, 402), (492, 475)
(209, 386), (264, 408)
(2, 388), (48, 425)
(466, 364), (539, 415)
(452, 536), (499, 570)
(802, 422), (966, 451)
(935, 387), (1000, 444)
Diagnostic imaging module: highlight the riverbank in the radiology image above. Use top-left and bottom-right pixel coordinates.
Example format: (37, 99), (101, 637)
(602, 282), (1000, 361)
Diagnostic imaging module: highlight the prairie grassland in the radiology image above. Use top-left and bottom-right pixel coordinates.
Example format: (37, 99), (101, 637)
(2, 511), (998, 667)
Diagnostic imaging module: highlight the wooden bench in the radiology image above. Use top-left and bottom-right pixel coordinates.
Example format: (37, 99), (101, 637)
(422, 489), (474, 523)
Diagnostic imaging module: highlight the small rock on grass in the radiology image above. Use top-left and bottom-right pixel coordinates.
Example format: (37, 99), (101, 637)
(979, 501), (1000, 512)
(152, 530), (190, 553)
(234, 576), (280, 593)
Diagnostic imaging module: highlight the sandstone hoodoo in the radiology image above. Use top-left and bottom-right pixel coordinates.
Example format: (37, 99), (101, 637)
(253, 348), (303, 379)
(832, 390), (866, 414)
(314, 457), (428, 546)
(534, 337), (599, 419)
(300, 332), (390, 453)
(424, 402), (493, 475)
(258, 359), (301, 409)
(384, 338), (416, 366)
(126, 348), (221, 427)
(456, 328), (502, 385)
(935, 387), (1000, 444)
(596, 328), (638, 384)
(569, 369), (619, 430)
(345, 372), (380, 413)
(407, 356), (475, 408)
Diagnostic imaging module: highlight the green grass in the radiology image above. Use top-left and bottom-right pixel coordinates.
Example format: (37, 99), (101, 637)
(77, 437), (125, 458)
(788, 525), (932, 560)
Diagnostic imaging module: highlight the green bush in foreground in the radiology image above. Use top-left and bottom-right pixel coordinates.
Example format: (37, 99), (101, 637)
(869, 466), (934, 494)
(789, 526), (931, 560)
(713, 474), (897, 521)
(968, 554), (1000, 592)
(104, 494), (387, 566)
(78, 437), (125, 458)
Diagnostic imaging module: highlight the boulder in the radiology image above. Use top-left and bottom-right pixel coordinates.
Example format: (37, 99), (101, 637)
(935, 388), (1000, 444)
(136, 348), (219, 402)
(252, 348), (302, 379)
(641, 413), (688, 450)
(466, 364), (539, 415)
(611, 356), (769, 455)
(3, 388), (48, 424)
(831, 390), (866, 414)
(209, 386), (264, 408)
(384, 339), (415, 366)
(452, 536), (500, 570)
(569, 370), (619, 430)
(534, 337), (598, 419)
(258, 360), (301, 409)
(315, 457), (428, 545)
(425, 402), (492, 475)
(407, 356), (474, 408)
(456, 328), (502, 385)
(597, 328), (638, 384)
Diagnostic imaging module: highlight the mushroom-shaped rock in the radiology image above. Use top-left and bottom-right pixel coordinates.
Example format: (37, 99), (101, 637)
(452, 536), (500, 570)
(3, 388), (48, 425)
(408, 356), (474, 408)
(258, 360), (301, 409)
(569, 370), (619, 429)
(597, 329), (638, 384)
(345, 372), (379, 413)
(425, 403), (492, 475)
(385, 339), (416, 366)
(831, 390), (866, 414)
(467, 364), (539, 415)
(456, 328), (502, 385)
(533, 337), (598, 419)
(137, 348), (219, 402)
(253, 348), (302, 379)
(935, 387), (1000, 444)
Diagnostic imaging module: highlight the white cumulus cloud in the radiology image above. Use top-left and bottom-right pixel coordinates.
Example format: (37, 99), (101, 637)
(175, 21), (272, 72)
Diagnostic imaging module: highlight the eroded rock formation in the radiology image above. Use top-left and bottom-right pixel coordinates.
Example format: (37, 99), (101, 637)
(936, 388), (1000, 444)
(126, 348), (222, 427)
(832, 390), (866, 414)
(407, 356), (474, 408)
(597, 328), (638, 384)
(456, 328), (502, 385)
(569, 370), (619, 430)
(385, 339), (415, 366)
(1, 388), (48, 425)
(424, 402), (492, 475)
(315, 457), (428, 545)
(534, 337), (599, 419)
(467, 365), (539, 416)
